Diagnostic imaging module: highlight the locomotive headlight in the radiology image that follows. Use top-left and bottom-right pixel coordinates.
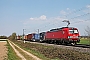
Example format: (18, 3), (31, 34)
(76, 36), (78, 38)
(74, 36), (78, 38)
(68, 36), (79, 38)
(68, 36), (73, 38)
(68, 36), (70, 38)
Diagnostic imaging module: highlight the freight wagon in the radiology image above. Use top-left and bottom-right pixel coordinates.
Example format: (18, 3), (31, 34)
(24, 33), (40, 42)
(16, 35), (23, 40)
(24, 34), (33, 41)
(32, 34), (40, 42)
(39, 32), (45, 42)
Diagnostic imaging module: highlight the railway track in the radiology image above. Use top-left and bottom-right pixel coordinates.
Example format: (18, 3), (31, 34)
(74, 44), (90, 48)
(23, 40), (90, 48)
(59, 43), (90, 48)
(22, 40), (90, 54)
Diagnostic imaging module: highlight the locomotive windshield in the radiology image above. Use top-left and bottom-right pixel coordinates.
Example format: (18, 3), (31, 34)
(69, 30), (78, 34)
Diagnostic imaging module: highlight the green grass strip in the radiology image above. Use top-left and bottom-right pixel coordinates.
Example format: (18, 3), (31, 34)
(7, 41), (21, 60)
(78, 38), (90, 45)
(13, 43), (35, 60)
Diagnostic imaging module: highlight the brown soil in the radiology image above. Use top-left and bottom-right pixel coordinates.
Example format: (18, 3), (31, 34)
(0, 41), (7, 60)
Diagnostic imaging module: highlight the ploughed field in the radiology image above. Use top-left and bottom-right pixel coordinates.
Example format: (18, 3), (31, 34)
(11, 40), (90, 60)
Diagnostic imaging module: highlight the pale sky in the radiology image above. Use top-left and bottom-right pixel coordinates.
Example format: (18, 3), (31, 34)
(0, 0), (90, 36)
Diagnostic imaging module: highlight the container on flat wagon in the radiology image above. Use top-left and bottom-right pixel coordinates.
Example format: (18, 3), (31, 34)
(24, 35), (28, 40)
(32, 34), (40, 41)
(40, 32), (45, 40)
(27, 34), (33, 40)
(17, 36), (21, 40)
(16, 35), (23, 40)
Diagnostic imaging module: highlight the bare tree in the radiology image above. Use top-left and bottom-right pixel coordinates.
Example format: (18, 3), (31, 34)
(85, 26), (90, 37)
(85, 26), (90, 45)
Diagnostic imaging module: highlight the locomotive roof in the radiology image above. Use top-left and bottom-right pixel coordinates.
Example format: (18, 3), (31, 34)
(50, 27), (76, 32)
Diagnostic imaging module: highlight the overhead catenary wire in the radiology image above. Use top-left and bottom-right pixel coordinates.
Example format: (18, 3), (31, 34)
(71, 18), (90, 25)
(25, 4), (90, 33)
(69, 13), (90, 20)
(64, 5), (90, 18)
(48, 6), (89, 27)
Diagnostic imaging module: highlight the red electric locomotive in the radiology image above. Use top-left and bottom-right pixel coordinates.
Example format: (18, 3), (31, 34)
(43, 27), (80, 45)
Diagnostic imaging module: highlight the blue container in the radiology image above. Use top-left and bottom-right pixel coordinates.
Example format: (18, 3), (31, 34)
(32, 34), (40, 41)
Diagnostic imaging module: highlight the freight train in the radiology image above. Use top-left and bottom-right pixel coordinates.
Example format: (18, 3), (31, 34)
(16, 27), (80, 45)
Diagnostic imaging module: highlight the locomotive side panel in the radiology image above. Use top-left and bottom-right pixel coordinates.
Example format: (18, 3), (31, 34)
(45, 30), (67, 40)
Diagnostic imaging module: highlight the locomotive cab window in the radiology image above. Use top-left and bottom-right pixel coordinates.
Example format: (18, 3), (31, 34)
(69, 30), (78, 34)
(74, 30), (78, 33)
